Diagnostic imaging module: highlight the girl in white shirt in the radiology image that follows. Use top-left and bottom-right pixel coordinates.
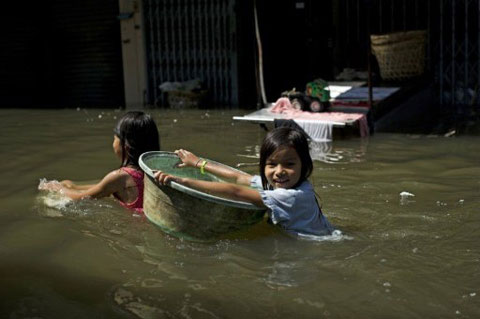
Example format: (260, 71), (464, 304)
(154, 127), (333, 236)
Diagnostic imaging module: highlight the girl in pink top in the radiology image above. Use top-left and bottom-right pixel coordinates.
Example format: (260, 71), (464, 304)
(40, 111), (160, 213)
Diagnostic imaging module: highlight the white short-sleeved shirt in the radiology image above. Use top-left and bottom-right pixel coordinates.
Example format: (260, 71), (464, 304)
(250, 175), (334, 236)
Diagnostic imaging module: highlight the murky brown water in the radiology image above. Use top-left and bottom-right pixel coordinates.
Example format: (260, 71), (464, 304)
(0, 108), (479, 318)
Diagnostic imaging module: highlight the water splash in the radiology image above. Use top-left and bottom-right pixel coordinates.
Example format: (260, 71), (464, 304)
(36, 178), (116, 217)
(36, 178), (73, 216)
(297, 229), (353, 242)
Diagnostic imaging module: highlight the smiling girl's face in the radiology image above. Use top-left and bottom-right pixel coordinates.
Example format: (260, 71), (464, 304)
(264, 146), (302, 189)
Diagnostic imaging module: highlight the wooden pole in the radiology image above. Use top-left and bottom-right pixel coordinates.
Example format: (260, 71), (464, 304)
(254, 0), (267, 107)
(368, 42), (373, 109)
(367, 1), (373, 109)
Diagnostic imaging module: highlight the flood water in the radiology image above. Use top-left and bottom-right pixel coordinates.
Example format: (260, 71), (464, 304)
(0, 108), (479, 318)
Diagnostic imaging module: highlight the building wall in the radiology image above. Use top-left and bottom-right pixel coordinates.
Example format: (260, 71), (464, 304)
(141, 0), (257, 108)
(119, 0), (148, 109)
(0, 1), (124, 108)
(257, 0), (479, 108)
(0, 0), (477, 109)
(332, 0), (480, 107)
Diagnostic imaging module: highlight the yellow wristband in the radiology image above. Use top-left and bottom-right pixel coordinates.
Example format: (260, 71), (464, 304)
(200, 160), (207, 174)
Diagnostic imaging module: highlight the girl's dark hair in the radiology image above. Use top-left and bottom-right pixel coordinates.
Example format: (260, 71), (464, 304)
(114, 111), (160, 168)
(259, 127), (313, 189)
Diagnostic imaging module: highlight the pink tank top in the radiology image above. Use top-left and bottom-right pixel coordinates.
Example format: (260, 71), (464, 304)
(115, 167), (144, 214)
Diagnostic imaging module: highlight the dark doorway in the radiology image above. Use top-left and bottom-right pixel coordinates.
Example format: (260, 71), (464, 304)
(256, 0), (334, 101)
(0, 1), (124, 108)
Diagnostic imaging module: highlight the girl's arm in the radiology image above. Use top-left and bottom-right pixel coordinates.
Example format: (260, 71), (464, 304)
(175, 149), (252, 186)
(60, 180), (97, 190)
(154, 170), (265, 208)
(40, 170), (126, 201)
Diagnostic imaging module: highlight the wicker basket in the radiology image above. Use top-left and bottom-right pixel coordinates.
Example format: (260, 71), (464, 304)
(371, 30), (426, 81)
(167, 90), (208, 109)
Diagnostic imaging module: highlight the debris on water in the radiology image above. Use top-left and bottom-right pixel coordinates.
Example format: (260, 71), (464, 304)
(458, 199), (465, 205)
(400, 191), (415, 198)
(399, 191), (415, 205)
(444, 129), (456, 137)
(436, 201), (447, 207)
(173, 119), (177, 123)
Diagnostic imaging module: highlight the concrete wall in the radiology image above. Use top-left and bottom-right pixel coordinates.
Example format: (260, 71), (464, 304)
(119, 0), (147, 109)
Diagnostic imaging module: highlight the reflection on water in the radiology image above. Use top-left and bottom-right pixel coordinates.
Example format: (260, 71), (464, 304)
(235, 139), (368, 166)
(0, 108), (479, 318)
(309, 140), (368, 163)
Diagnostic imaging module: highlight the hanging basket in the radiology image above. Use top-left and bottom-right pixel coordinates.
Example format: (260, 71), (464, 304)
(371, 30), (426, 81)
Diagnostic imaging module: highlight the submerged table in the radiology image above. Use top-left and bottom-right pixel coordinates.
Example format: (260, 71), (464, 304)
(232, 107), (353, 128)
